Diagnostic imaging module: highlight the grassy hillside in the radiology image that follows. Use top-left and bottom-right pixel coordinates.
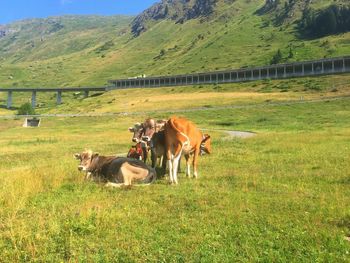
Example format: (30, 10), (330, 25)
(0, 0), (349, 89)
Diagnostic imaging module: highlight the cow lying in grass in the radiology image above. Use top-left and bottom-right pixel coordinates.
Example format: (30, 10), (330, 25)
(74, 150), (157, 187)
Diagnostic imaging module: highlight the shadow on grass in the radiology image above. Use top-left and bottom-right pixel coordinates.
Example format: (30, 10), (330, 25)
(0, 105), (18, 110)
(334, 177), (350, 185)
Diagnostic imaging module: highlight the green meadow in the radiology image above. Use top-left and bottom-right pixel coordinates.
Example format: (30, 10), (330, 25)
(0, 83), (349, 262)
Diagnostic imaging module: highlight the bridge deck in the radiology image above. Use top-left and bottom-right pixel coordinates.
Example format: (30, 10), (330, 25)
(0, 87), (107, 92)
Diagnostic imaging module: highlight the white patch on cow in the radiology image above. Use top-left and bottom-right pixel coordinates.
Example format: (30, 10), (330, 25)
(193, 170), (198, 179)
(172, 151), (182, 185)
(168, 159), (174, 184)
(79, 165), (87, 171)
(86, 172), (92, 180)
(186, 163), (191, 177)
(179, 132), (190, 148)
(105, 182), (124, 188)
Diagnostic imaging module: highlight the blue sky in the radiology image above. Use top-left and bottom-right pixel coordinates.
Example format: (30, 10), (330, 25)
(0, 0), (158, 24)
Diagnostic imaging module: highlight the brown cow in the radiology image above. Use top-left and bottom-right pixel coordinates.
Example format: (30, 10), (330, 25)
(164, 117), (211, 184)
(150, 130), (167, 172)
(128, 118), (167, 163)
(74, 150), (157, 187)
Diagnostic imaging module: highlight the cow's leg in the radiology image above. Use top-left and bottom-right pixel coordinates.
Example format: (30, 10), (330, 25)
(193, 147), (200, 179)
(85, 172), (92, 180)
(167, 149), (174, 184)
(105, 182), (124, 188)
(168, 158), (173, 183)
(151, 149), (157, 168)
(161, 154), (167, 174)
(142, 146), (148, 163)
(172, 148), (182, 185)
(185, 154), (191, 177)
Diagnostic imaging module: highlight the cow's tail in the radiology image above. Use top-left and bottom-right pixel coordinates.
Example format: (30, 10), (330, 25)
(168, 118), (190, 147)
(140, 167), (157, 184)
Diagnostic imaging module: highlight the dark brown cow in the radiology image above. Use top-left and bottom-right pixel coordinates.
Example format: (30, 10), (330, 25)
(74, 150), (156, 187)
(128, 119), (167, 163)
(164, 117), (211, 184)
(150, 130), (167, 172)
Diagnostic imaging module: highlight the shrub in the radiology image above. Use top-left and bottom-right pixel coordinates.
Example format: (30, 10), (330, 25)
(17, 102), (36, 115)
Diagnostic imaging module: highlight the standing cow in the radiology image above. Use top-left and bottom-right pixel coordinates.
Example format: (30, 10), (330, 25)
(164, 117), (211, 184)
(128, 118), (167, 165)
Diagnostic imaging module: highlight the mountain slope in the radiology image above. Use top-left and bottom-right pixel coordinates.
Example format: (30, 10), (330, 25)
(0, 0), (349, 88)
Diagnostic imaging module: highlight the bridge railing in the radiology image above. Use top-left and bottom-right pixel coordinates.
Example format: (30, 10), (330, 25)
(108, 56), (350, 89)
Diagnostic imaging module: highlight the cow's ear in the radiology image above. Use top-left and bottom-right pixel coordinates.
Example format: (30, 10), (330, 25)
(74, 153), (81, 160)
(93, 153), (99, 158)
(128, 127), (134, 132)
(202, 134), (211, 142)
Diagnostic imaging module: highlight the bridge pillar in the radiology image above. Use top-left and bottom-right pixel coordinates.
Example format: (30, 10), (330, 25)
(321, 62), (324, 74)
(57, 91), (62, 105)
(7, 91), (12, 109)
(301, 64), (303, 76)
(31, 91), (37, 108)
(332, 61), (335, 72)
(343, 58), (346, 72)
(84, 90), (89, 98)
(311, 63), (314, 74)
(283, 66), (287, 78)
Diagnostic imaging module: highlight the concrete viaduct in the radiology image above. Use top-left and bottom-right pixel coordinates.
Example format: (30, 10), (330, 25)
(0, 87), (106, 109)
(1, 56), (349, 109)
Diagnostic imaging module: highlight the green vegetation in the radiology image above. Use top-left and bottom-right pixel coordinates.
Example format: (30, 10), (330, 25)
(0, 86), (349, 261)
(17, 102), (36, 115)
(300, 5), (350, 38)
(0, 0), (349, 88)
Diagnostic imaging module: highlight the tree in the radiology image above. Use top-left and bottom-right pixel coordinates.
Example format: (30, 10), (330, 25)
(288, 46), (294, 59)
(315, 8), (337, 37)
(17, 102), (35, 115)
(271, 49), (283, 65)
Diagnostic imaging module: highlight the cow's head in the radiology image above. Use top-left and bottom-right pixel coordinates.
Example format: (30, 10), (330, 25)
(74, 150), (99, 172)
(128, 123), (143, 143)
(142, 119), (166, 142)
(200, 134), (212, 155)
(141, 118), (157, 142)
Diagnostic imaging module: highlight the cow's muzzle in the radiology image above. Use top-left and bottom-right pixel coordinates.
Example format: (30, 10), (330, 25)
(142, 136), (151, 142)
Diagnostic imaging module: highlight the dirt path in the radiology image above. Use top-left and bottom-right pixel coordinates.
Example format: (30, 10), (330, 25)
(202, 128), (256, 139)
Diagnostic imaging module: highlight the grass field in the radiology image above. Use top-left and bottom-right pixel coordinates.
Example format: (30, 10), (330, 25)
(0, 84), (349, 262)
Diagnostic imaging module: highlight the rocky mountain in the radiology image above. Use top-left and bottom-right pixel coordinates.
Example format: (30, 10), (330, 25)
(131, 0), (219, 36)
